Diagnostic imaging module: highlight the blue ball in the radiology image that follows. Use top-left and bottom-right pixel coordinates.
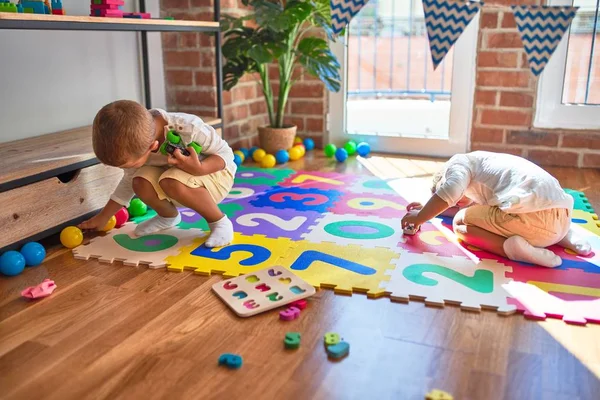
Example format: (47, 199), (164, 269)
(335, 148), (348, 162)
(356, 142), (371, 157)
(303, 138), (315, 151)
(20, 242), (46, 267)
(233, 154), (243, 167)
(275, 149), (290, 164)
(248, 146), (259, 157)
(0, 251), (26, 276)
(239, 148), (249, 159)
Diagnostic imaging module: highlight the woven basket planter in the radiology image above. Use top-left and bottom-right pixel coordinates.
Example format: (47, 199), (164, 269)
(258, 125), (297, 154)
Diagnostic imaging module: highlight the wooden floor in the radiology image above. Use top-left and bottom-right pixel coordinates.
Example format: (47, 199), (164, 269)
(1, 153), (599, 400)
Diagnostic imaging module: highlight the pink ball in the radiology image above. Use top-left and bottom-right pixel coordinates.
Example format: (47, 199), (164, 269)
(114, 208), (129, 228)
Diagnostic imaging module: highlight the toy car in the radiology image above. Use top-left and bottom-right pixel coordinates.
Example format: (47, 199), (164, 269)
(159, 130), (202, 157)
(403, 224), (420, 236)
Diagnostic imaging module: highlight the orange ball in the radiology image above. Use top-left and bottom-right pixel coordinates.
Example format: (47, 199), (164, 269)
(288, 146), (303, 161)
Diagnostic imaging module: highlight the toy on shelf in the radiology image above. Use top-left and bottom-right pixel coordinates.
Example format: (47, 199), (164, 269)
(101, 215), (117, 232)
(50, 0), (64, 14)
(20, 242), (46, 266)
(21, 279), (56, 299)
(324, 143), (336, 158)
(123, 12), (151, 19)
(128, 198), (148, 218)
(160, 130), (202, 157)
(0, 0), (19, 13)
(0, 250), (26, 276)
(356, 142), (370, 157)
(252, 148), (266, 163)
(19, 0), (50, 14)
(260, 154), (276, 168)
(275, 149), (289, 164)
(335, 147), (348, 162)
(114, 207), (129, 228)
(303, 138), (315, 151)
(90, 0), (125, 18)
(60, 226), (83, 249)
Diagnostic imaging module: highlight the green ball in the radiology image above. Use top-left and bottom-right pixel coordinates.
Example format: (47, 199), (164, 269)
(324, 144), (337, 158)
(128, 198), (148, 218)
(344, 141), (357, 155)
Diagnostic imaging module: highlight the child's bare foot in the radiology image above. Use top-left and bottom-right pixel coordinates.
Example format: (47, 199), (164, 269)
(558, 228), (592, 256)
(134, 214), (181, 236)
(205, 215), (233, 248)
(503, 235), (562, 268)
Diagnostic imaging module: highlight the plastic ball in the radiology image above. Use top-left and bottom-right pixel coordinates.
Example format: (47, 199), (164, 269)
(252, 148), (266, 162)
(128, 198), (148, 217)
(248, 146), (259, 157)
(303, 138), (315, 151)
(335, 148), (348, 162)
(275, 149), (290, 164)
(234, 154), (243, 167)
(289, 146), (303, 161)
(324, 144), (337, 158)
(294, 137), (303, 145)
(260, 154), (276, 168)
(114, 208), (129, 228)
(239, 148), (249, 159)
(101, 216), (117, 232)
(295, 145), (306, 157)
(60, 226), (84, 249)
(0, 251), (26, 276)
(20, 242), (46, 267)
(344, 141), (357, 156)
(234, 150), (245, 162)
(356, 142), (371, 157)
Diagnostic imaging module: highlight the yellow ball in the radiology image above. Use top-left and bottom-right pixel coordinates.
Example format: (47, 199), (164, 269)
(101, 216), (117, 232)
(294, 137), (303, 145)
(60, 226), (83, 249)
(234, 150), (245, 162)
(288, 146), (303, 161)
(294, 145), (306, 157)
(260, 154), (276, 168)
(252, 148), (266, 162)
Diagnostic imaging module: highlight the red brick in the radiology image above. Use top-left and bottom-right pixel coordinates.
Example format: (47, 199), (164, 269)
(480, 11), (499, 29)
(485, 32), (523, 49)
(189, 0), (211, 7)
(174, 89), (216, 107)
(162, 0), (190, 8)
(501, 12), (517, 28)
(164, 51), (201, 68)
(520, 53), (529, 68)
(232, 85), (257, 102)
(478, 51), (519, 68)
(527, 150), (579, 167)
(162, 32), (178, 49)
(179, 32), (199, 48)
(477, 71), (530, 88)
(480, 109), (531, 126)
(222, 90), (232, 104)
(562, 133), (600, 149)
(289, 83), (325, 98)
(224, 124), (240, 140)
(225, 104), (249, 121)
(291, 101), (324, 115)
(507, 130), (559, 146)
(284, 117), (304, 130)
(583, 153), (600, 167)
(199, 33), (215, 47)
(249, 100), (267, 115)
(201, 52), (215, 67)
(194, 70), (216, 86)
(471, 127), (504, 143)
(499, 92), (534, 108)
(165, 70), (193, 86)
(475, 90), (497, 106)
(268, 65), (280, 80)
(471, 143), (524, 156)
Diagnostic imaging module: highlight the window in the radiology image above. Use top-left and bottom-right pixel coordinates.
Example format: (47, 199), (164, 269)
(534, 0), (600, 129)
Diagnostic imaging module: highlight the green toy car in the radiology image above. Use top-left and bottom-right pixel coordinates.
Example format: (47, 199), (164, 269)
(159, 130), (202, 157)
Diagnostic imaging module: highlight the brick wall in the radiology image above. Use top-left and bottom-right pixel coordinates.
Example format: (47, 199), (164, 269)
(160, 0), (328, 150)
(471, 1), (600, 168)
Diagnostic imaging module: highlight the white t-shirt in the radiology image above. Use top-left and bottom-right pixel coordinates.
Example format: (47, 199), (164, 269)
(435, 151), (573, 213)
(110, 108), (236, 207)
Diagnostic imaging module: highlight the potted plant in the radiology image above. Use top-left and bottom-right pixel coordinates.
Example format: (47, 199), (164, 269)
(221, 0), (342, 154)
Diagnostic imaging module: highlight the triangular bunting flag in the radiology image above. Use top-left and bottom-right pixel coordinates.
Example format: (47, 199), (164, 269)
(512, 6), (579, 76)
(331, 0), (370, 35)
(423, 0), (483, 70)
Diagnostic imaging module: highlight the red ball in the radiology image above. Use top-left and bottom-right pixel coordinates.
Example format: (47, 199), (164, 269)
(114, 207), (129, 228)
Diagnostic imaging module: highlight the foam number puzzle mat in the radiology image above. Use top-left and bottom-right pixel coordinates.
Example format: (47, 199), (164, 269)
(212, 266), (316, 317)
(71, 166), (600, 325)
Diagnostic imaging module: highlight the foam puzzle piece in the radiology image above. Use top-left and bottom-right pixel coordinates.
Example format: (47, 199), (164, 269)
(564, 188), (594, 212)
(397, 218), (471, 258)
(279, 171), (358, 190)
(324, 332), (341, 346)
(284, 332), (301, 349)
(177, 203), (244, 231)
(212, 266), (315, 317)
(380, 252), (516, 313)
(166, 233), (296, 277)
(290, 299), (307, 310)
(21, 279), (56, 299)
(326, 341), (350, 359)
(347, 176), (398, 195)
(224, 183), (271, 201)
(276, 240), (398, 297)
(234, 167), (295, 186)
(73, 223), (205, 269)
(218, 353), (242, 369)
(250, 186), (342, 213)
(301, 213), (405, 249)
(328, 192), (408, 218)
(280, 306), (301, 321)
(503, 281), (600, 325)
(571, 209), (600, 236)
(231, 206), (321, 240)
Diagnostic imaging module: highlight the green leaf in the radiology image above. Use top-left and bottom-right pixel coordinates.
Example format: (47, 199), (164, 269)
(296, 37), (341, 92)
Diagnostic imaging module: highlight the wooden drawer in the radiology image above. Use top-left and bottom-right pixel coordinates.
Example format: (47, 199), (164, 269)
(0, 164), (122, 249)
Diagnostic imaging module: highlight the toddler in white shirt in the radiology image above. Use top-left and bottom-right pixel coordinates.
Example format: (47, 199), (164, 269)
(401, 151), (591, 268)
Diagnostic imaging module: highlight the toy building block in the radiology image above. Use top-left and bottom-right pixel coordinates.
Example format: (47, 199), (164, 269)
(90, 0), (124, 17)
(20, 1), (48, 14)
(0, 2), (18, 12)
(123, 12), (151, 19)
(50, 0), (63, 14)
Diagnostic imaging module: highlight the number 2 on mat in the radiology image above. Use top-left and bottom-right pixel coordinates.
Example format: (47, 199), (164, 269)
(402, 263), (494, 293)
(236, 213), (307, 231)
(290, 250), (376, 275)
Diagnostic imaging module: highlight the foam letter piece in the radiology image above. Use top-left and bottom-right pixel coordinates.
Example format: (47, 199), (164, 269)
(218, 353), (243, 369)
(279, 306), (300, 321)
(425, 389), (454, 400)
(326, 341), (350, 359)
(324, 332), (341, 346)
(289, 299), (307, 310)
(284, 332), (301, 349)
(21, 279), (56, 299)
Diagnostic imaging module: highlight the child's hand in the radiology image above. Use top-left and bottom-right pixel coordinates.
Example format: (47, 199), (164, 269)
(79, 214), (110, 231)
(168, 147), (204, 175)
(401, 209), (424, 231)
(406, 202), (423, 212)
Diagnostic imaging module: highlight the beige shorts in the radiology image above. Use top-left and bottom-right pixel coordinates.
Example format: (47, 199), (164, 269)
(133, 166), (234, 204)
(462, 205), (571, 247)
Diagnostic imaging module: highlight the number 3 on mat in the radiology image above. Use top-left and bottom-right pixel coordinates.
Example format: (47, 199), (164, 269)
(402, 263), (494, 293)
